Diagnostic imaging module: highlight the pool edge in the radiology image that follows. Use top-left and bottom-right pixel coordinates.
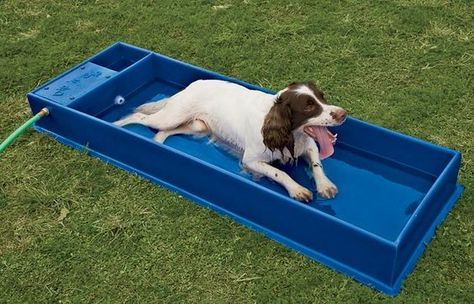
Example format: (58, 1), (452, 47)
(33, 125), (463, 296)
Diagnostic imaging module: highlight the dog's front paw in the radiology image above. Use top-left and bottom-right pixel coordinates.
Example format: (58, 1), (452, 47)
(289, 184), (313, 203)
(317, 178), (338, 199)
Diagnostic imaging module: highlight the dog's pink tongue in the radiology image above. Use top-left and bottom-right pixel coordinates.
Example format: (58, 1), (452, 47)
(305, 126), (335, 160)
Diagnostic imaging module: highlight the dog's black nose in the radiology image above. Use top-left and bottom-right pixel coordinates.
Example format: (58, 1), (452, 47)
(331, 109), (347, 122)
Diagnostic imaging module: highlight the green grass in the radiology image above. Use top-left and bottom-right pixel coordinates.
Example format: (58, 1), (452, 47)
(0, 0), (473, 302)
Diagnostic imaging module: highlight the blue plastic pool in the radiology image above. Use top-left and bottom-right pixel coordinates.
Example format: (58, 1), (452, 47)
(27, 42), (463, 295)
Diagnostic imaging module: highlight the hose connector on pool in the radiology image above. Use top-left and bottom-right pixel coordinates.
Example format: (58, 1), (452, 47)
(0, 107), (50, 154)
(38, 107), (50, 118)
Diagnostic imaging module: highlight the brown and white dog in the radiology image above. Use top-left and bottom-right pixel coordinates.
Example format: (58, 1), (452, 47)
(114, 80), (347, 202)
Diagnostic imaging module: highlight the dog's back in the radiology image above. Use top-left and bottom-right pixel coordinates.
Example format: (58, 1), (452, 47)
(139, 80), (274, 150)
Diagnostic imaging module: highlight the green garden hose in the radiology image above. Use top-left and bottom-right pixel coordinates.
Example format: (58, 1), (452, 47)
(0, 108), (49, 154)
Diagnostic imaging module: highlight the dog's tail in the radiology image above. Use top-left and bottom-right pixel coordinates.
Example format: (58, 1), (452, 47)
(135, 99), (169, 114)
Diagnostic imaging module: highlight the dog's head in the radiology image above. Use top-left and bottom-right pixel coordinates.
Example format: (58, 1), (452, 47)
(262, 81), (347, 158)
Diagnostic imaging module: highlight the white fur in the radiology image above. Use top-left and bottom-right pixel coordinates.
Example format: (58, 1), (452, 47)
(115, 80), (344, 201)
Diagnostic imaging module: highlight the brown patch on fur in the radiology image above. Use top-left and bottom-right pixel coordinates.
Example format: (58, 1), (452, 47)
(306, 81), (327, 104)
(282, 89), (323, 129)
(262, 97), (295, 156)
(262, 82), (324, 156)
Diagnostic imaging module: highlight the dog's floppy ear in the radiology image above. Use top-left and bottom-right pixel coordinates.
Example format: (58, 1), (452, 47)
(261, 95), (295, 157)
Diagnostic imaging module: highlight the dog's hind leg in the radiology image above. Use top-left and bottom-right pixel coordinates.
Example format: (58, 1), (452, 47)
(115, 89), (199, 132)
(114, 101), (191, 131)
(135, 99), (169, 114)
(114, 112), (179, 130)
(114, 112), (150, 127)
(154, 119), (209, 143)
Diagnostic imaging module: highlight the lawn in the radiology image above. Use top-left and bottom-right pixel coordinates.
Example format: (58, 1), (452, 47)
(0, 0), (472, 303)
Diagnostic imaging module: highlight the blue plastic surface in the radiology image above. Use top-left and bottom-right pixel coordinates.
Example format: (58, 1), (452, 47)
(27, 42), (463, 296)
